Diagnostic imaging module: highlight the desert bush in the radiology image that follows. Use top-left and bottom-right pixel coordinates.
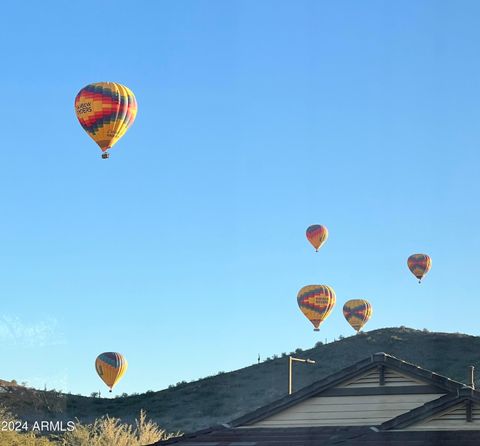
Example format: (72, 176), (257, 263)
(58, 410), (178, 446)
(0, 406), (53, 445)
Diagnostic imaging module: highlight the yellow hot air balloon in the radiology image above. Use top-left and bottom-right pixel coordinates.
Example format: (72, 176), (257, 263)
(95, 352), (128, 392)
(343, 299), (372, 333)
(75, 82), (137, 159)
(297, 285), (336, 331)
(306, 225), (328, 252)
(407, 253), (432, 283)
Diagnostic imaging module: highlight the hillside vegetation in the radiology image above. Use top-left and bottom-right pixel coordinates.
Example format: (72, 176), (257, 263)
(2, 327), (480, 433)
(0, 406), (176, 445)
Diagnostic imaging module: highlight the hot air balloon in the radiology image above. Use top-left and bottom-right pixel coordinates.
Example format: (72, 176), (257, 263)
(407, 254), (431, 283)
(95, 352), (128, 392)
(343, 299), (372, 333)
(75, 82), (137, 159)
(297, 285), (336, 331)
(306, 225), (328, 252)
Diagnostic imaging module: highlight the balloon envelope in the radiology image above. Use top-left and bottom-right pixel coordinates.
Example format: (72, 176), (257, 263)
(297, 285), (336, 331)
(407, 254), (431, 283)
(95, 352), (128, 391)
(343, 299), (372, 332)
(306, 225), (328, 252)
(75, 82), (137, 156)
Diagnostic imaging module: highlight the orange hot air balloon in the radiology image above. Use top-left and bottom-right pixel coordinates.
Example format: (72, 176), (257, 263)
(343, 299), (372, 332)
(407, 254), (432, 283)
(306, 225), (328, 252)
(95, 352), (128, 392)
(75, 82), (137, 159)
(297, 285), (336, 331)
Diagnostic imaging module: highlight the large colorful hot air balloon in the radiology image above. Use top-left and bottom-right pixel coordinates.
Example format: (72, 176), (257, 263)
(407, 254), (431, 283)
(95, 352), (128, 392)
(306, 225), (328, 252)
(75, 82), (137, 159)
(343, 299), (372, 333)
(297, 285), (336, 331)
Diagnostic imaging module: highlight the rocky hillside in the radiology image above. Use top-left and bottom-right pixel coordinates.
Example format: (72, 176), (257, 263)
(2, 327), (480, 433)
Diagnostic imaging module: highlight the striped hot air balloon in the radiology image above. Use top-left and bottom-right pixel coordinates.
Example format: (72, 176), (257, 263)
(407, 254), (431, 283)
(343, 299), (372, 333)
(75, 82), (137, 159)
(297, 285), (336, 331)
(306, 225), (328, 252)
(95, 352), (128, 392)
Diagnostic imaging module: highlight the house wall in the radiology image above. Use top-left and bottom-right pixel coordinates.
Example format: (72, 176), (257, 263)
(406, 402), (480, 430)
(251, 394), (445, 427)
(250, 367), (445, 427)
(338, 368), (426, 388)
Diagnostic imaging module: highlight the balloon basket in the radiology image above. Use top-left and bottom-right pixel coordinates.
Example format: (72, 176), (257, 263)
(102, 152), (110, 159)
(314, 328), (320, 332)
(109, 389), (112, 393)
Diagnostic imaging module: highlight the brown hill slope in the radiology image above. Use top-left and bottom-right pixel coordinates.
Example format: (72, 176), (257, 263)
(2, 327), (480, 433)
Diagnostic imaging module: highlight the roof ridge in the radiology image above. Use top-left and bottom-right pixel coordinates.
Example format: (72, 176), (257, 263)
(229, 353), (469, 427)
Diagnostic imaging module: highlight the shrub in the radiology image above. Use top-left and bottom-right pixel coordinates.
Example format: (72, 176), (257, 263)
(0, 406), (53, 445)
(58, 410), (179, 446)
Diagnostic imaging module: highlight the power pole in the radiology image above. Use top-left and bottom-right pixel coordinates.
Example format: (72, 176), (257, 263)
(288, 356), (316, 395)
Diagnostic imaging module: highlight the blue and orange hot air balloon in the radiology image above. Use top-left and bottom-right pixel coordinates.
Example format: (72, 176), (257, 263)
(306, 225), (328, 252)
(95, 352), (128, 392)
(297, 285), (336, 331)
(75, 82), (137, 159)
(407, 254), (431, 283)
(343, 299), (372, 333)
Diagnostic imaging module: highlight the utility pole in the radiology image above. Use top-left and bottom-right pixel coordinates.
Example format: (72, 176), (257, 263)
(288, 356), (316, 395)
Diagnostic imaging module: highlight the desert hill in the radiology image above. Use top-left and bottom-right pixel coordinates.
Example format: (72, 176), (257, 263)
(2, 327), (480, 432)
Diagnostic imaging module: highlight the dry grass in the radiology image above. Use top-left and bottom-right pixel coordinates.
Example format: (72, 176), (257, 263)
(0, 406), (53, 445)
(58, 410), (179, 446)
(0, 405), (178, 446)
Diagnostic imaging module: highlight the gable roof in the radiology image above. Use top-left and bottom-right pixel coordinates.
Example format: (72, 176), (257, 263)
(152, 425), (480, 445)
(381, 387), (480, 430)
(230, 352), (469, 427)
(150, 353), (480, 445)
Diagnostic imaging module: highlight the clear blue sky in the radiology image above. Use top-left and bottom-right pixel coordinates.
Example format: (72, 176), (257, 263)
(1, 0), (479, 396)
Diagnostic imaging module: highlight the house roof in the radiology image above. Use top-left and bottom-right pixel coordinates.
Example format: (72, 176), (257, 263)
(152, 426), (480, 445)
(230, 352), (470, 427)
(150, 353), (480, 446)
(381, 387), (480, 430)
